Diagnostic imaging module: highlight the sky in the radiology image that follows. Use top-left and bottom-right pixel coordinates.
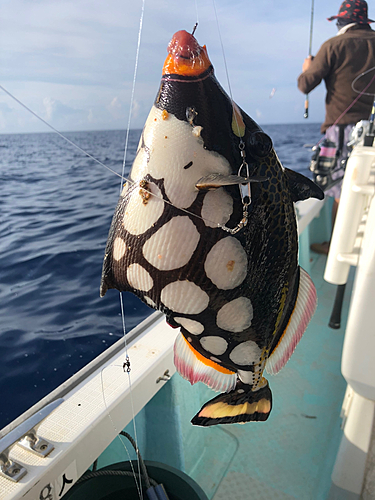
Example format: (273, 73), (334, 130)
(0, 0), (356, 134)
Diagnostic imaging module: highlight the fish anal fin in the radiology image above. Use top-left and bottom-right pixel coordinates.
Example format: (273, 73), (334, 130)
(191, 381), (272, 426)
(174, 332), (236, 393)
(266, 267), (317, 375)
(284, 167), (324, 202)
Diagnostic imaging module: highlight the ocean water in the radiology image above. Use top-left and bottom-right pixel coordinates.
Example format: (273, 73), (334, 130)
(0, 123), (321, 430)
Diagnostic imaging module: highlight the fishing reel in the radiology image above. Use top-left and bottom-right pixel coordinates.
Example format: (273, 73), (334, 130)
(347, 120), (371, 148)
(309, 138), (348, 191)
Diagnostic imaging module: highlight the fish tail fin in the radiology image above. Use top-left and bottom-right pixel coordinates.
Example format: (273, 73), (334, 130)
(191, 379), (272, 427)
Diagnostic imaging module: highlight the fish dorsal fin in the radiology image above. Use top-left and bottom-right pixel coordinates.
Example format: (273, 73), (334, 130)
(284, 168), (324, 202)
(174, 332), (237, 393)
(265, 267), (317, 375)
(196, 173), (268, 190)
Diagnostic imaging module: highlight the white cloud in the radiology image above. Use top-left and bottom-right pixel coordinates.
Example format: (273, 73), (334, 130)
(107, 97), (126, 120)
(87, 109), (95, 123)
(43, 97), (82, 123)
(43, 97), (55, 121)
(131, 99), (140, 120)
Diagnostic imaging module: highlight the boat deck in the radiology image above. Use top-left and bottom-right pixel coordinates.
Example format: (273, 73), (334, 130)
(210, 252), (350, 500)
(96, 251), (352, 500)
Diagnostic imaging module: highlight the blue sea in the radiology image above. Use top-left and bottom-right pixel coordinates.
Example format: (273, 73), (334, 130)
(0, 123), (321, 430)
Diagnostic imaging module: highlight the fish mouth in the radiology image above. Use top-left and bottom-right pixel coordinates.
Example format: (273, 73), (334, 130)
(162, 30), (212, 77)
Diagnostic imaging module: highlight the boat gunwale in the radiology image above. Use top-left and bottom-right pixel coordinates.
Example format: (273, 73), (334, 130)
(0, 310), (163, 439)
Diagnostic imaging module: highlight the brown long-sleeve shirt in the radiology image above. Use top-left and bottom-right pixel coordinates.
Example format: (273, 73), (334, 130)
(298, 25), (375, 133)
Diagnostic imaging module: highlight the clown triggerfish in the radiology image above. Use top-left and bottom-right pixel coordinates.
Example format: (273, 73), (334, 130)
(100, 30), (324, 426)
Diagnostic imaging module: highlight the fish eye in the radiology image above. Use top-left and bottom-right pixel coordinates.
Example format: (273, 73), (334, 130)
(247, 131), (273, 158)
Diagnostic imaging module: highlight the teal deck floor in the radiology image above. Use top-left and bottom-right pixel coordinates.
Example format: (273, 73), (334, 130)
(98, 252), (353, 500)
(210, 253), (351, 500)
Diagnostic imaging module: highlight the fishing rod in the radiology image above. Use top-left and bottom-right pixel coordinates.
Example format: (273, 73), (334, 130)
(304, 0), (315, 119)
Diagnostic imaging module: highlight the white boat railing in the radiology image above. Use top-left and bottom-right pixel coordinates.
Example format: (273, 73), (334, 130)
(324, 143), (375, 500)
(325, 146), (375, 285)
(0, 312), (177, 500)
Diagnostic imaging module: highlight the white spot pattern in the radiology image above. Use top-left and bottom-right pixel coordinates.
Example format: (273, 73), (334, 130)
(127, 264), (153, 292)
(217, 297), (253, 333)
(123, 182), (164, 235)
(238, 369), (255, 385)
(210, 356), (222, 364)
(142, 216), (200, 271)
(144, 296), (156, 308)
(200, 336), (228, 355)
(131, 106), (231, 209)
(160, 281), (209, 314)
(229, 341), (262, 366)
(204, 237), (248, 290)
(113, 237), (127, 261)
(201, 188), (233, 228)
(174, 317), (204, 335)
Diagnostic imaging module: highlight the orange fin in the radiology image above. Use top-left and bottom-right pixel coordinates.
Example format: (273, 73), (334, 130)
(174, 333), (237, 393)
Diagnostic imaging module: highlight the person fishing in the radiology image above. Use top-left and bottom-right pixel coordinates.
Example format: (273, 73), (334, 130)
(298, 0), (375, 254)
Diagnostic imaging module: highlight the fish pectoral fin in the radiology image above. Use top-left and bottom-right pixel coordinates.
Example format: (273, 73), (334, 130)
(284, 167), (324, 202)
(195, 173), (268, 190)
(191, 381), (272, 427)
(266, 267), (317, 375)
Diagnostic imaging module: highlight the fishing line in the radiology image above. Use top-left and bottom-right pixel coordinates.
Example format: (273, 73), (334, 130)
(2, 79), (149, 500)
(119, 291), (143, 499)
(120, 0), (145, 194)
(194, 0), (199, 26)
(211, 0), (234, 103)
(0, 80), (242, 230)
(211, 0), (252, 208)
(352, 65), (375, 96)
(114, 0), (147, 495)
(211, 0), (243, 141)
(333, 71), (375, 127)
(0, 82), (229, 228)
(0, 85), (124, 181)
(99, 366), (144, 499)
(312, 70), (375, 149)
